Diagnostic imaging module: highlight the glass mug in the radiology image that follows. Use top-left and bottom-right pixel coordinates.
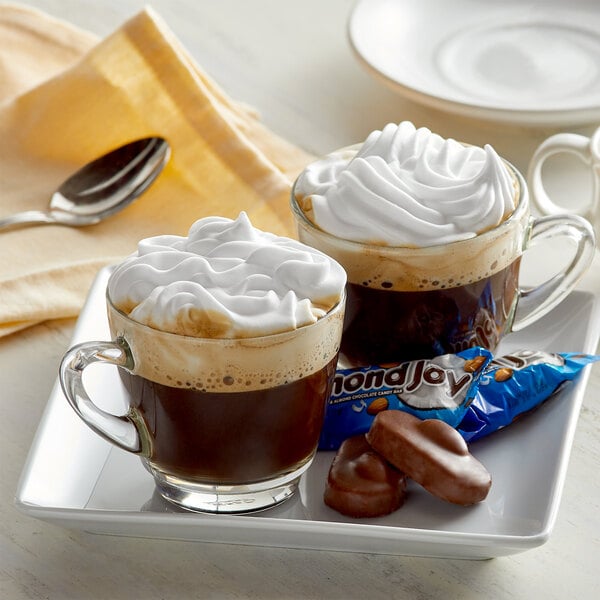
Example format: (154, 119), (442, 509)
(528, 127), (600, 241)
(60, 291), (345, 513)
(291, 153), (595, 366)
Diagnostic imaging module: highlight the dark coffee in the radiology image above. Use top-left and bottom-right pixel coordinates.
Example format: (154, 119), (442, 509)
(121, 356), (338, 484)
(340, 260), (520, 366)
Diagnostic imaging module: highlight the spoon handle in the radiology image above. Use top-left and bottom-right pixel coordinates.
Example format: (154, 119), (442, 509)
(0, 210), (55, 231)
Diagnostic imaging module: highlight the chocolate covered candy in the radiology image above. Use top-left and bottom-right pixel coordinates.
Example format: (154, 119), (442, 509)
(366, 411), (491, 505)
(324, 434), (407, 518)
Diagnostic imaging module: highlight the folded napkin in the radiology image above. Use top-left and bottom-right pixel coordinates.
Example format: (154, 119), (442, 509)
(0, 3), (312, 337)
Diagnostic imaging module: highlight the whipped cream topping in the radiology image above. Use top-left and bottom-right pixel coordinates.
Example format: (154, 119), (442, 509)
(295, 122), (516, 246)
(108, 212), (346, 338)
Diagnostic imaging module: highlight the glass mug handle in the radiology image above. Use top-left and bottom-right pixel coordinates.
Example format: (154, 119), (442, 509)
(528, 133), (594, 218)
(512, 213), (596, 331)
(59, 339), (144, 454)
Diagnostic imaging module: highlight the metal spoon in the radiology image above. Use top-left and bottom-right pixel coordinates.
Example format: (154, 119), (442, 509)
(0, 137), (170, 231)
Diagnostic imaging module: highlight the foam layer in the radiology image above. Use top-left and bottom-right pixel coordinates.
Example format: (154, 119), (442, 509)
(107, 212), (346, 338)
(107, 298), (344, 391)
(295, 122), (517, 247)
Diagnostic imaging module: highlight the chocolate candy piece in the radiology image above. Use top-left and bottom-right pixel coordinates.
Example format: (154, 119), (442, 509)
(366, 411), (491, 505)
(324, 434), (407, 518)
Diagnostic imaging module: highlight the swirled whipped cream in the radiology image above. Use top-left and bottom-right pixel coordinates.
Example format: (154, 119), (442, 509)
(294, 122), (516, 246)
(108, 212), (346, 338)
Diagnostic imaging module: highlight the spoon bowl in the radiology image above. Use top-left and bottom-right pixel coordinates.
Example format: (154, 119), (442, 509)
(0, 137), (170, 231)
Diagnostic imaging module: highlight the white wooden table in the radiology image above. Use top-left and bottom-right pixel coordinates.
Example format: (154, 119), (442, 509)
(2, 1), (599, 598)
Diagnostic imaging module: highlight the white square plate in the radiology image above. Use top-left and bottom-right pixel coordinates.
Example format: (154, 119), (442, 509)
(15, 267), (600, 559)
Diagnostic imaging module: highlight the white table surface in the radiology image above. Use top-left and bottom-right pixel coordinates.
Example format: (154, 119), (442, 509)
(2, 1), (599, 598)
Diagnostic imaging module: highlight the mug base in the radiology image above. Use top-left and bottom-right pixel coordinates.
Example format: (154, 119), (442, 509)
(144, 459), (313, 514)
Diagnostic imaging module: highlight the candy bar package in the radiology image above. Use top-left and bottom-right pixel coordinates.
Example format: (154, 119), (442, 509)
(319, 348), (600, 451)
(457, 349), (600, 442)
(318, 347), (493, 451)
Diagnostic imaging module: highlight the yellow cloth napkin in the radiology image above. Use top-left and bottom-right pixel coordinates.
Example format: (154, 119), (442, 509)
(0, 3), (312, 337)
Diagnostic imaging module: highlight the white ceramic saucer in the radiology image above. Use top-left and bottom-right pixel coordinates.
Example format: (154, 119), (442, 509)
(348, 0), (600, 125)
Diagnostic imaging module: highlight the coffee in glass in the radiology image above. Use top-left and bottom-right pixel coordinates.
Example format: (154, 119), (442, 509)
(60, 212), (346, 512)
(291, 122), (595, 366)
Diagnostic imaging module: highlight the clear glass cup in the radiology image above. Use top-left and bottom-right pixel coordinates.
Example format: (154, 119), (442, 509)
(291, 152), (595, 366)
(60, 291), (345, 513)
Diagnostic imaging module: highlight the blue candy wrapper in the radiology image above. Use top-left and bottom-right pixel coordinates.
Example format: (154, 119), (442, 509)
(318, 347), (493, 450)
(457, 349), (600, 442)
